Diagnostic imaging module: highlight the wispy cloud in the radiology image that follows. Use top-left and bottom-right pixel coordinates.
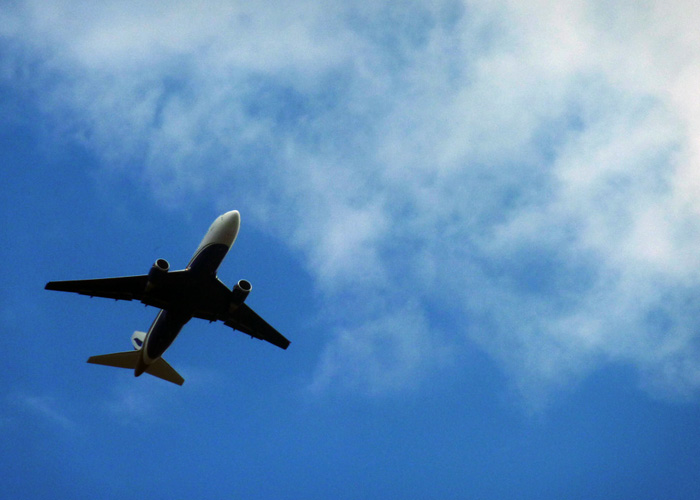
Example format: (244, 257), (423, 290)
(6, 0), (700, 403)
(14, 394), (78, 432)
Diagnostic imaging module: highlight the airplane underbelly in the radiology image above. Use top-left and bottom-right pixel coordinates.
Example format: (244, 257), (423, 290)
(187, 243), (230, 275)
(145, 310), (191, 361)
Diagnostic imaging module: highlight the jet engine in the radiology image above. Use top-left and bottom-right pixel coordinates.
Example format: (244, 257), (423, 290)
(230, 279), (252, 308)
(146, 258), (170, 291)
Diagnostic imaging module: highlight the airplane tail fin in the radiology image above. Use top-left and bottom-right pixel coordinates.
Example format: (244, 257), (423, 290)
(87, 351), (185, 386)
(131, 331), (147, 350)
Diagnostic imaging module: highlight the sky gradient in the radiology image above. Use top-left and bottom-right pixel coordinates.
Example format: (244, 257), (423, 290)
(2, 1), (700, 498)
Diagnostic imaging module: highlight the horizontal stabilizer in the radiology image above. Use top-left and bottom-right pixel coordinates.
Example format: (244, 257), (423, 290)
(146, 357), (185, 386)
(87, 351), (185, 385)
(88, 350), (140, 369)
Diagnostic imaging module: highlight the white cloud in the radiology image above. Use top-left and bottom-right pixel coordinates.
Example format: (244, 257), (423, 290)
(6, 0), (700, 402)
(15, 394), (77, 432)
(310, 301), (451, 395)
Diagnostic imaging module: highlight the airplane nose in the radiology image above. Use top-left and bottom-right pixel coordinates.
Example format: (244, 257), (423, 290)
(227, 210), (240, 231)
(228, 210), (240, 226)
(222, 210), (241, 245)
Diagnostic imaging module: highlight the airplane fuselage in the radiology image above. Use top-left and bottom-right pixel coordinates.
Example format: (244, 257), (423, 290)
(135, 210), (241, 376)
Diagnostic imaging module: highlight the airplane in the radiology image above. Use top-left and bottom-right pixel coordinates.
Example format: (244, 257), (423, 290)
(45, 210), (289, 386)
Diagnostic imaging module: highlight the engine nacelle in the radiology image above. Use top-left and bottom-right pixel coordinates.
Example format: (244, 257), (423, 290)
(146, 258), (170, 291)
(230, 279), (252, 309)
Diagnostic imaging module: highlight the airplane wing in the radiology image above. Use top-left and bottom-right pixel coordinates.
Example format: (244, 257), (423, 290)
(45, 276), (149, 301)
(223, 303), (290, 350)
(47, 273), (290, 349)
(44, 271), (190, 309)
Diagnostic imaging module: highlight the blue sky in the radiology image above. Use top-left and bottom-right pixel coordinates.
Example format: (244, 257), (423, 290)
(3, 1), (700, 498)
